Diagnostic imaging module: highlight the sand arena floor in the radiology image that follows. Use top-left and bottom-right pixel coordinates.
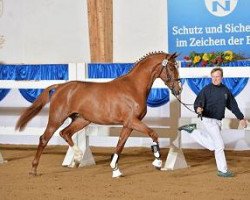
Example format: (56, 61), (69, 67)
(0, 145), (250, 200)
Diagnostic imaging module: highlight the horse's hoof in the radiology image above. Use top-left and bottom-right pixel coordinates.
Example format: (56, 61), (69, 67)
(112, 168), (123, 178)
(152, 158), (162, 169)
(154, 166), (161, 170)
(74, 161), (80, 168)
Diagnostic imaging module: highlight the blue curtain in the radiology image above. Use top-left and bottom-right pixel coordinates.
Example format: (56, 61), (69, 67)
(88, 63), (133, 78)
(186, 78), (211, 95)
(0, 65), (16, 101)
(222, 78), (249, 96)
(0, 64), (68, 102)
(181, 61), (250, 96)
(88, 63), (170, 107)
(186, 78), (249, 96)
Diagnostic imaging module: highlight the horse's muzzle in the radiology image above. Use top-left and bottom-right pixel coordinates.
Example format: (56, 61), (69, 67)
(171, 88), (181, 96)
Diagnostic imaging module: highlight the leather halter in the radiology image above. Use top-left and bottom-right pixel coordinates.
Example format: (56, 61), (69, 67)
(161, 58), (181, 87)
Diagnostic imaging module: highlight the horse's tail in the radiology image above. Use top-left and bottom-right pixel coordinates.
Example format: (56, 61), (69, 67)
(15, 84), (59, 131)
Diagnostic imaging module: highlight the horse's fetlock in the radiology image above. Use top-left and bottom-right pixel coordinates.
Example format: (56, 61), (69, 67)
(110, 153), (119, 169)
(32, 160), (38, 167)
(151, 142), (161, 158)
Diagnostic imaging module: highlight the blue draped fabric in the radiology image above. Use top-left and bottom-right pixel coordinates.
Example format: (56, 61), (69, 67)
(88, 63), (133, 78)
(0, 64), (68, 102)
(0, 65), (16, 101)
(222, 78), (249, 96)
(186, 78), (211, 95)
(181, 60), (250, 96)
(17, 65), (68, 102)
(146, 88), (169, 107)
(88, 63), (170, 107)
(186, 78), (249, 96)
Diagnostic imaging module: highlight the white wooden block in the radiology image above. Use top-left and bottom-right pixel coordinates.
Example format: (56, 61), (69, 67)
(161, 146), (188, 170)
(0, 151), (7, 164)
(62, 129), (95, 167)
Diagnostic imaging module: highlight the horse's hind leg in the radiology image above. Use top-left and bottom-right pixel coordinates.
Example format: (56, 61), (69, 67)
(60, 116), (90, 146)
(59, 117), (90, 164)
(31, 121), (62, 176)
(128, 118), (162, 169)
(110, 127), (132, 178)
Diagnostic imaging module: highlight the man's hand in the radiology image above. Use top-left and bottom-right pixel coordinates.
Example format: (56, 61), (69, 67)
(239, 119), (248, 128)
(196, 107), (203, 114)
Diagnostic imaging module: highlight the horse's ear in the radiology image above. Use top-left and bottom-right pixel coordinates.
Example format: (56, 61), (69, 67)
(167, 52), (179, 59)
(171, 52), (179, 58)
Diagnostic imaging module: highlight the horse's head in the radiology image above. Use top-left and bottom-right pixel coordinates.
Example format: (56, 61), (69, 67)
(159, 53), (182, 96)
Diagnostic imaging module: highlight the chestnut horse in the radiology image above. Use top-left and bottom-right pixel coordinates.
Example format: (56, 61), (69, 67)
(16, 52), (181, 177)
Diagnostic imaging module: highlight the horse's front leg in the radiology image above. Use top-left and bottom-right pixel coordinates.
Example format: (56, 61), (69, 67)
(129, 118), (162, 169)
(110, 127), (132, 178)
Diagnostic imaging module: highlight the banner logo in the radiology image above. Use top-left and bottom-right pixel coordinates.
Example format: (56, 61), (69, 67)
(205, 0), (238, 17)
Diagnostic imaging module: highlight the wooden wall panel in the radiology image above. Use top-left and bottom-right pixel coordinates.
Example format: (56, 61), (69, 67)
(87, 0), (113, 62)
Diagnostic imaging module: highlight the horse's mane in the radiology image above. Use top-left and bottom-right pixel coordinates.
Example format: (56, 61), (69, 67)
(125, 51), (167, 74)
(135, 51), (167, 65)
(115, 51), (168, 79)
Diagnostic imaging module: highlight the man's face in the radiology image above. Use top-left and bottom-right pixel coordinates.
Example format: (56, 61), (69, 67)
(211, 70), (223, 86)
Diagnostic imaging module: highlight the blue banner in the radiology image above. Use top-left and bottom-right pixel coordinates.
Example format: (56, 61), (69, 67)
(168, 0), (250, 60)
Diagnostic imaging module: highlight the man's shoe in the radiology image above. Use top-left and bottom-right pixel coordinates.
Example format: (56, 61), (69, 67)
(217, 170), (234, 178)
(178, 123), (197, 133)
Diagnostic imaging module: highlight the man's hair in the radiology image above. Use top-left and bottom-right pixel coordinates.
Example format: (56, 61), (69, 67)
(211, 67), (223, 77)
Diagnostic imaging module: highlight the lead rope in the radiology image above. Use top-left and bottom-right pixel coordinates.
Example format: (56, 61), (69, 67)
(173, 94), (203, 120)
(173, 94), (196, 113)
(161, 58), (200, 116)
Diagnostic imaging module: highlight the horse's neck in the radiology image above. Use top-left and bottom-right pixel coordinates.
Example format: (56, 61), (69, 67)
(127, 61), (160, 93)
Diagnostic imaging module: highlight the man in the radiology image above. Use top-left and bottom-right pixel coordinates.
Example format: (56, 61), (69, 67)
(179, 67), (248, 177)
